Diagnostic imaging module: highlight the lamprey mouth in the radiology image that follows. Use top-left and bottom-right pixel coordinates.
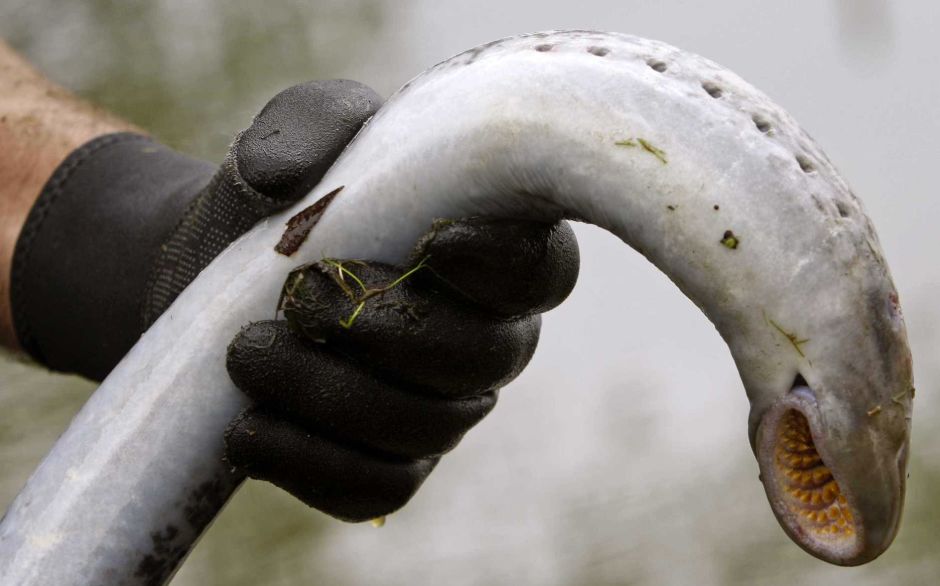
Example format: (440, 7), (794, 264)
(756, 388), (868, 565)
(771, 410), (857, 549)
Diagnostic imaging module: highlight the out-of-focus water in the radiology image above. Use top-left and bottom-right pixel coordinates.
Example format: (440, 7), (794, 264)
(2, 1), (939, 584)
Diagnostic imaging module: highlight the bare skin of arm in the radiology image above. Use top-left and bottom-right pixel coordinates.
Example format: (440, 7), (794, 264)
(0, 40), (138, 349)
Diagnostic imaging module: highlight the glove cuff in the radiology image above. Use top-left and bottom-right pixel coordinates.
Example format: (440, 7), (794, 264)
(11, 132), (214, 380)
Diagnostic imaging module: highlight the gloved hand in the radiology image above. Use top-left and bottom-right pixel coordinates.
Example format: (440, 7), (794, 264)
(225, 217), (579, 521)
(11, 79), (581, 522)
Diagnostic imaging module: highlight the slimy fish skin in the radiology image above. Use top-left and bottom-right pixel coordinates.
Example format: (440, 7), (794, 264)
(0, 31), (912, 584)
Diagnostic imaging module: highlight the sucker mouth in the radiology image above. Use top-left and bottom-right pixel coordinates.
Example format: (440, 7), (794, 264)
(757, 391), (864, 564)
(772, 410), (857, 545)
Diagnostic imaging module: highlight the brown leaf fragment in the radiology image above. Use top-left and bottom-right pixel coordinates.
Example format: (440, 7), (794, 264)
(274, 186), (344, 256)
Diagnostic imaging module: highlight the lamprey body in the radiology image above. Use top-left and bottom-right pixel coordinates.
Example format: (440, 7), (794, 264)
(0, 31), (912, 584)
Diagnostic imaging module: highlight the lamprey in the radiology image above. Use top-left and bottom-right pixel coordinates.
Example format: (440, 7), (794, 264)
(0, 31), (912, 584)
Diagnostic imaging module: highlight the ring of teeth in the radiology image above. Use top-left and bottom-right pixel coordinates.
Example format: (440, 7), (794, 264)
(775, 410), (856, 539)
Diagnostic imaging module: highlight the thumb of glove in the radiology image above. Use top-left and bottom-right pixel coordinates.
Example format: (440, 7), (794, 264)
(143, 80), (383, 325)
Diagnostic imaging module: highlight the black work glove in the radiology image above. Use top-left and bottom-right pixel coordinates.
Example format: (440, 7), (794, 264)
(224, 218), (579, 521)
(12, 80), (382, 380)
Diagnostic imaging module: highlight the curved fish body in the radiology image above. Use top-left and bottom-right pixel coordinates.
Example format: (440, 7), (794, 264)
(0, 30), (912, 584)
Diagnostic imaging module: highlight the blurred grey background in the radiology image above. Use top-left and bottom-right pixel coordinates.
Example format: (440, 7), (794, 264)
(2, 1), (938, 584)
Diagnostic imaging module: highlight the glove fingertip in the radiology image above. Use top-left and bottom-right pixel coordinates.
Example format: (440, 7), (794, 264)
(224, 409), (439, 522)
(222, 408), (259, 471)
(234, 80), (383, 203)
(412, 218), (580, 317)
(225, 320), (297, 392)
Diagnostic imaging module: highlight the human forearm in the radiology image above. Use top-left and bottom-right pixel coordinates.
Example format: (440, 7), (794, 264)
(0, 39), (138, 349)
